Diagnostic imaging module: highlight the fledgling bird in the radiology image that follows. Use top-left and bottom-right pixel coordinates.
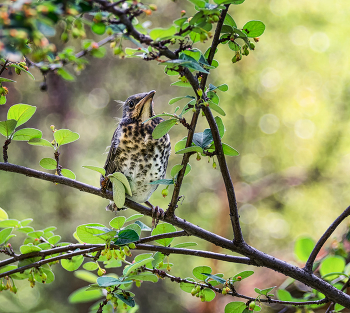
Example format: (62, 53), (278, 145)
(102, 90), (171, 219)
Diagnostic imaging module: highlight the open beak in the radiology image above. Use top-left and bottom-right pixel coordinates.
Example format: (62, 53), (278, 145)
(133, 90), (156, 121)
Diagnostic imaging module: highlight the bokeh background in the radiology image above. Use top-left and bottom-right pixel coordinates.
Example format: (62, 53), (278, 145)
(1, 0), (350, 312)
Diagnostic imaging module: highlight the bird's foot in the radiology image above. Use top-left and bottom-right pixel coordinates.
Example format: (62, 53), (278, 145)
(100, 176), (109, 192)
(145, 201), (165, 230)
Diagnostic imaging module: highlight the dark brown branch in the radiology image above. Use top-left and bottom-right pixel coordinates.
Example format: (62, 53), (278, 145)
(136, 230), (188, 244)
(325, 278), (350, 313)
(166, 109), (200, 216)
(0, 242), (252, 279)
(135, 244), (252, 264)
(1, 163), (350, 307)
(304, 206), (350, 273)
(2, 139), (11, 163)
(203, 107), (243, 243)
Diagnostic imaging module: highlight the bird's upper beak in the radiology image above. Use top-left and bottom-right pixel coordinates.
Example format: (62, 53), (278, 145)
(133, 90), (156, 121)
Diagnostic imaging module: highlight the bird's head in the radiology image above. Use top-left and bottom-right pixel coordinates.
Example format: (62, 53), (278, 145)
(122, 90), (156, 122)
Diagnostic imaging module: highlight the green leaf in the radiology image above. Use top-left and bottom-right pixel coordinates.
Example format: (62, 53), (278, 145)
(123, 257), (155, 276)
(125, 214), (144, 223)
(334, 303), (345, 312)
(83, 262), (99, 272)
(175, 146), (203, 154)
(111, 179), (126, 208)
(114, 229), (139, 245)
(215, 116), (225, 138)
(82, 165), (106, 176)
(242, 20), (265, 38)
(0, 95), (6, 105)
(180, 278), (196, 293)
(169, 96), (195, 105)
(0, 219), (19, 227)
(109, 172), (132, 196)
(76, 224), (108, 244)
(61, 255), (84, 271)
(97, 276), (133, 287)
(171, 81), (192, 88)
(91, 47), (106, 58)
(224, 14), (237, 28)
(0, 77), (16, 83)
(28, 138), (54, 148)
(110, 216), (126, 229)
(320, 256), (346, 279)
(215, 0), (245, 4)
(20, 218), (33, 226)
(135, 220), (151, 231)
(127, 273), (158, 283)
(277, 289), (292, 301)
(152, 119), (177, 139)
(228, 41), (241, 51)
(48, 235), (61, 245)
(40, 158), (57, 170)
(193, 266), (212, 281)
(0, 208), (8, 220)
(172, 242), (198, 248)
(92, 22), (106, 35)
(222, 143), (239, 156)
(199, 288), (216, 302)
(7, 104), (36, 127)
(20, 244), (42, 254)
(202, 273), (226, 284)
(225, 302), (246, 313)
(54, 129), (79, 146)
(74, 270), (98, 284)
(61, 169), (76, 180)
(151, 223), (177, 246)
(68, 287), (102, 303)
(150, 26), (176, 40)
(208, 101), (226, 116)
(0, 228), (12, 245)
(188, 0), (206, 8)
(114, 293), (135, 307)
(149, 179), (174, 185)
(171, 164), (183, 177)
(232, 270), (254, 281)
(12, 128), (42, 141)
(294, 236), (315, 262)
(0, 119), (17, 138)
(259, 286), (276, 295)
(193, 129), (213, 148)
(57, 68), (75, 81)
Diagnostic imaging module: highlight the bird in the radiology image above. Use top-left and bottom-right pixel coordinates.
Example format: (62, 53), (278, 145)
(101, 90), (171, 222)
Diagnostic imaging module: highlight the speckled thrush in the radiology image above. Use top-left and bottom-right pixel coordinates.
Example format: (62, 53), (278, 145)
(102, 90), (171, 219)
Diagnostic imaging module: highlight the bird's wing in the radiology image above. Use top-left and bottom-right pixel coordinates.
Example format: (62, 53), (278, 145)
(104, 124), (122, 177)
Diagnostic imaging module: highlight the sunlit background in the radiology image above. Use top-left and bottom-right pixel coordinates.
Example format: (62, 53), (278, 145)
(1, 0), (350, 312)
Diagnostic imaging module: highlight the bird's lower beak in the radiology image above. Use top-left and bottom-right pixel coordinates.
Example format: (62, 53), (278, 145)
(135, 90), (156, 121)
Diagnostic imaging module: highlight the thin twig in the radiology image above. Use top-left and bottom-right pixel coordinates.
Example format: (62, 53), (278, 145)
(143, 267), (329, 306)
(304, 206), (350, 272)
(136, 230), (188, 244)
(0, 59), (8, 75)
(2, 139), (11, 163)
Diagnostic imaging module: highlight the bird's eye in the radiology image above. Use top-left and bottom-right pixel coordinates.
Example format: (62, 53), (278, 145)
(129, 100), (135, 108)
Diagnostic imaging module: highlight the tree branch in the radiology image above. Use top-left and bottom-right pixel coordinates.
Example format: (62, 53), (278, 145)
(304, 205), (350, 272)
(1, 162), (350, 307)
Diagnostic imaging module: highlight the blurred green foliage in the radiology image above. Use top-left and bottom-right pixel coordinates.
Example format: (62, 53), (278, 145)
(0, 0), (350, 312)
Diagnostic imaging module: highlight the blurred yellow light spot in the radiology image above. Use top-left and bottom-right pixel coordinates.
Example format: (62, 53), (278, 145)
(259, 114), (280, 134)
(260, 68), (281, 90)
(290, 25), (310, 46)
(294, 119), (315, 139)
(309, 32), (330, 52)
(239, 203), (258, 224)
(240, 154), (261, 176)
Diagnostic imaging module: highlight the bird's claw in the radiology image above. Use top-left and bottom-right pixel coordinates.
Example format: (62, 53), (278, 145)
(151, 206), (165, 230)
